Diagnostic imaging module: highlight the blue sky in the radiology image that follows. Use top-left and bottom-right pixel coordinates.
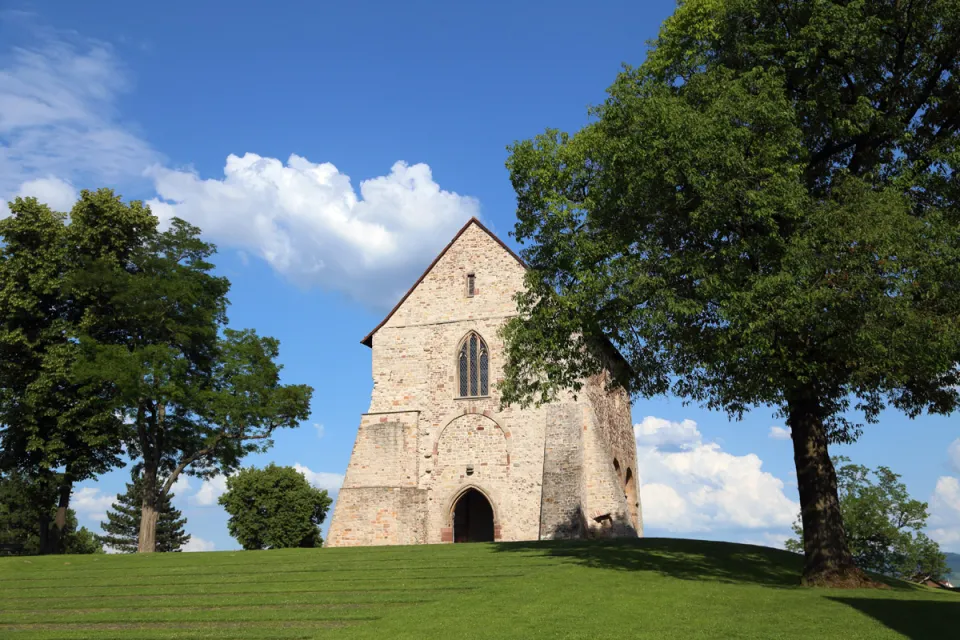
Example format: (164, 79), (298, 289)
(1, 1), (957, 553)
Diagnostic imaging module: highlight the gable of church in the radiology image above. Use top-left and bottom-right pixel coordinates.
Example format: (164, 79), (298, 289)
(361, 218), (527, 347)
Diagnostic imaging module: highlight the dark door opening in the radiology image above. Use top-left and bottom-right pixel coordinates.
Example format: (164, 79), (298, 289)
(452, 489), (494, 543)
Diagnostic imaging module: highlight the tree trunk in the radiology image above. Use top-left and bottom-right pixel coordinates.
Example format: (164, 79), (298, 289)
(137, 464), (159, 553)
(50, 475), (72, 553)
(38, 512), (51, 555)
(787, 394), (873, 587)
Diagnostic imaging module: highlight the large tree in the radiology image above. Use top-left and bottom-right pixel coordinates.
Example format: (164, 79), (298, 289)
(499, 0), (960, 586)
(786, 456), (948, 582)
(0, 191), (150, 552)
(98, 468), (191, 553)
(75, 217), (313, 552)
(219, 464), (332, 550)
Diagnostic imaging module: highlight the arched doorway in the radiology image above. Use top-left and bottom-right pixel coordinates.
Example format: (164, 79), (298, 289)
(452, 489), (495, 542)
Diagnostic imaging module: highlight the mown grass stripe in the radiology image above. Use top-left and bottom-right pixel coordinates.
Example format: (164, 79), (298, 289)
(1, 601), (431, 614)
(0, 619), (366, 631)
(0, 591), (447, 610)
(0, 558), (554, 579)
(0, 564), (541, 587)
(0, 584), (479, 602)
(0, 573), (525, 595)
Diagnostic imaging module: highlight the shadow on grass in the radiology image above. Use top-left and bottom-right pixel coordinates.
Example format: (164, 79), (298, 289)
(828, 596), (960, 639)
(493, 537), (938, 591)
(494, 537), (805, 587)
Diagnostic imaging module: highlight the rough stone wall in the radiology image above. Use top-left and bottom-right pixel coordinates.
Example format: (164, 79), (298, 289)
(582, 369), (642, 536)
(538, 404), (585, 539)
(326, 487), (426, 546)
(325, 221), (642, 547)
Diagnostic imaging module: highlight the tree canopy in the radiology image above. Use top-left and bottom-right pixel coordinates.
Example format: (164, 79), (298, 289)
(0, 191), (152, 552)
(500, 0), (960, 586)
(73, 212), (313, 553)
(219, 465), (332, 550)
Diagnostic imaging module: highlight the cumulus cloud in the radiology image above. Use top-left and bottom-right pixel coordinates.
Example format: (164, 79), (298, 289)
(2, 27), (480, 305)
(949, 438), (960, 473)
(170, 474), (192, 497)
(929, 475), (960, 552)
(182, 536), (215, 552)
(71, 486), (116, 522)
(635, 416), (798, 534)
(741, 532), (791, 550)
(294, 463), (344, 493)
(145, 155), (479, 307)
(768, 426), (791, 440)
(634, 416), (701, 450)
(1, 28), (158, 210)
(314, 423), (325, 439)
(15, 176), (77, 211)
(190, 475), (229, 507)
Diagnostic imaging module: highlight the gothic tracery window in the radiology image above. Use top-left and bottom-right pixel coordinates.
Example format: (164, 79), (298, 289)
(457, 332), (488, 397)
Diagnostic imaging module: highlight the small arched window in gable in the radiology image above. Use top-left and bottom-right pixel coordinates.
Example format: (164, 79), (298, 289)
(457, 332), (489, 397)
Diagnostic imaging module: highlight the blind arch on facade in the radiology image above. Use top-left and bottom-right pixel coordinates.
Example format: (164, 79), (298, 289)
(457, 332), (489, 397)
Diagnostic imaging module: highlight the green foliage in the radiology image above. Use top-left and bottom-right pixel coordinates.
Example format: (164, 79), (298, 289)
(69, 203), (312, 550)
(501, 0), (960, 428)
(0, 191), (148, 548)
(499, 0), (960, 584)
(786, 457), (948, 582)
(66, 525), (105, 555)
(98, 468), (190, 553)
(219, 464), (331, 550)
(0, 472), (103, 555)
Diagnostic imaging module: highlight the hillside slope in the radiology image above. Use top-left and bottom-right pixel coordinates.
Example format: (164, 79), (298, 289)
(1, 538), (957, 639)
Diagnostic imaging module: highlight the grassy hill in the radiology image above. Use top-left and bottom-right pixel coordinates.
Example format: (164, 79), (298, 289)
(1, 538), (957, 639)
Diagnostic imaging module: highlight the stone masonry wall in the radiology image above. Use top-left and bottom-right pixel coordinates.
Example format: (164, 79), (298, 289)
(538, 404), (585, 539)
(582, 370), (642, 535)
(326, 221), (642, 546)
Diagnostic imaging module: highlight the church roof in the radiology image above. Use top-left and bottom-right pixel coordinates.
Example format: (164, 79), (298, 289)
(360, 217), (526, 347)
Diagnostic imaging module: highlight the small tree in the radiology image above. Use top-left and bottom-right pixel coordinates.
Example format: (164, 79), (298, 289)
(219, 465), (331, 550)
(98, 468), (190, 553)
(786, 457), (948, 582)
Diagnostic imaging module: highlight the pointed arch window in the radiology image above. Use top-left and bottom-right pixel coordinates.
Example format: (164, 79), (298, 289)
(457, 332), (489, 397)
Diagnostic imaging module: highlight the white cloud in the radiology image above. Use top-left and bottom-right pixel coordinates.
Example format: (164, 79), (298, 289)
(768, 426), (791, 440)
(182, 536), (215, 552)
(2, 27), (478, 306)
(190, 474), (229, 507)
(314, 423), (325, 439)
(16, 176), (77, 211)
(1, 29), (157, 210)
(635, 416), (798, 533)
(634, 416), (701, 449)
(170, 474), (191, 496)
(948, 438), (960, 473)
(145, 155), (479, 307)
(741, 532), (791, 550)
(71, 486), (116, 522)
(929, 475), (960, 552)
(294, 463), (344, 493)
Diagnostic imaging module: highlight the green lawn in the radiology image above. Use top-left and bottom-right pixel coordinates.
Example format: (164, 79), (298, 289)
(1, 538), (957, 639)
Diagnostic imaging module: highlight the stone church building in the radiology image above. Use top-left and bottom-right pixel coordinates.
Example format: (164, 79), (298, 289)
(326, 218), (642, 546)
